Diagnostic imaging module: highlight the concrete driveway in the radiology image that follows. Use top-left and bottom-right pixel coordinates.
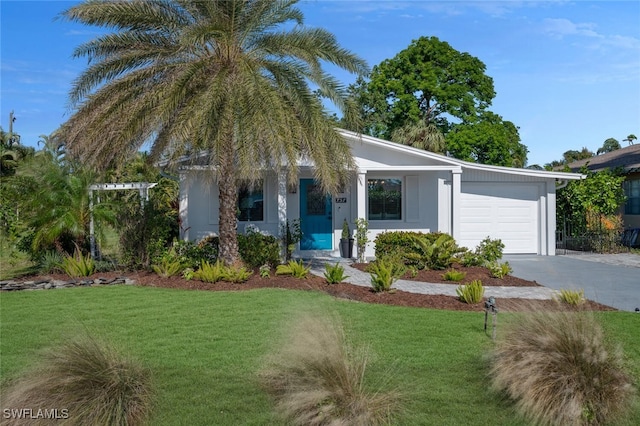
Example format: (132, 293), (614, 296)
(504, 254), (640, 312)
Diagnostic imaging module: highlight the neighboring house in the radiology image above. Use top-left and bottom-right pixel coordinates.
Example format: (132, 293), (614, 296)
(178, 129), (582, 258)
(564, 144), (640, 229)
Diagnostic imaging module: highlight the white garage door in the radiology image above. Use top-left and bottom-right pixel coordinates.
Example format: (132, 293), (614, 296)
(459, 183), (539, 254)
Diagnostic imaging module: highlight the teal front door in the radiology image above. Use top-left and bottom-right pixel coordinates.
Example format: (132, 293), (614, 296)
(300, 179), (332, 250)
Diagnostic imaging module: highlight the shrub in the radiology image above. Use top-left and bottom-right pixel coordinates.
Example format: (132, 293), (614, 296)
(192, 260), (227, 283)
(441, 269), (466, 282)
(489, 311), (635, 425)
(487, 261), (512, 279)
(1, 335), (152, 426)
(368, 258), (405, 292)
(224, 264), (252, 283)
(323, 263), (349, 284)
(238, 230), (280, 268)
(555, 288), (586, 306)
(354, 218), (369, 263)
(259, 264), (271, 278)
(260, 313), (400, 425)
(151, 246), (184, 277)
(60, 247), (95, 277)
(38, 250), (63, 274)
(405, 233), (462, 270)
(374, 231), (428, 263)
(456, 280), (484, 304)
(276, 260), (310, 279)
(475, 237), (504, 263)
(460, 237), (505, 267)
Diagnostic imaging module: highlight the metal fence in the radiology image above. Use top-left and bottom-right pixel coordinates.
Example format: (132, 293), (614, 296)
(556, 212), (639, 254)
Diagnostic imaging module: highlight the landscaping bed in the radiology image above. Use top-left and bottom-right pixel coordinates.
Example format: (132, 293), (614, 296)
(11, 265), (615, 312)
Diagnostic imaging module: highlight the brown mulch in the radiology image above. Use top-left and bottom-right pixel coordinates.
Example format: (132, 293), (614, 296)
(350, 263), (542, 287)
(28, 264), (616, 313)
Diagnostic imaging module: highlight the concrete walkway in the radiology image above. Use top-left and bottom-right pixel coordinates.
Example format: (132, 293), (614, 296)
(309, 253), (640, 312)
(309, 259), (557, 300)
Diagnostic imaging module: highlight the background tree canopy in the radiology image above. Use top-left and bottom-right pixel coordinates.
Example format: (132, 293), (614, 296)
(345, 36), (528, 167)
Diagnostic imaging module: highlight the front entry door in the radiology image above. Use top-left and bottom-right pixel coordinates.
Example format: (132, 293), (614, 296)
(300, 179), (332, 250)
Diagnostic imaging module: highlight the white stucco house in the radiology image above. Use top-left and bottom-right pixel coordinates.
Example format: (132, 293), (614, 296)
(178, 129), (583, 258)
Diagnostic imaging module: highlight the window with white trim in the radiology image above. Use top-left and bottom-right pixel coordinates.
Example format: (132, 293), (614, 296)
(368, 178), (402, 220)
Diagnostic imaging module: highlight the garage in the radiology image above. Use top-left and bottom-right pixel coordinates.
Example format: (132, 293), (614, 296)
(459, 183), (540, 254)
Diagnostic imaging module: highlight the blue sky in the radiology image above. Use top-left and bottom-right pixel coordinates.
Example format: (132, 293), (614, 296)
(1, 1), (639, 167)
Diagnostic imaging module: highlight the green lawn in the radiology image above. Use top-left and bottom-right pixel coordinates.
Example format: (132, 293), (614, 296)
(1, 286), (638, 425)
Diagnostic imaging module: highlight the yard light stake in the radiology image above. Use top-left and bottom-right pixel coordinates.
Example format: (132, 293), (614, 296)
(484, 296), (498, 340)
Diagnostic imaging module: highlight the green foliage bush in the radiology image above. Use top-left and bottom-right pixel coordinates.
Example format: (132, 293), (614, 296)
(38, 250), (63, 274)
(276, 260), (310, 279)
(374, 231), (464, 270)
(487, 261), (512, 279)
(323, 263), (349, 284)
(238, 230), (280, 268)
(405, 233), (462, 270)
(368, 258), (405, 292)
(151, 255), (183, 278)
(60, 247), (96, 277)
(456, 280), (484, 304)
(489, 311), (635, 425)
(1, 334), (153, 426)
(223, 264), (252, 283)
(441, 269), (466, 282)
(192, 260), (227, 283)
(460, 237), (504, 267)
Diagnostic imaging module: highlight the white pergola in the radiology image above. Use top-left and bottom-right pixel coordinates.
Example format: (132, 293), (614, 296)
(89, 182), (158, 259)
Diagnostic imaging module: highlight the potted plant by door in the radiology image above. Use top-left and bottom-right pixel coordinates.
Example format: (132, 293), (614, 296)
(340, 219), (354, 258)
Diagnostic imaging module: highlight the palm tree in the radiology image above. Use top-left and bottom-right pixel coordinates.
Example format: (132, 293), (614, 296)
(16, 154), (115, 257)
(390, 120), (446, 153)
(59, 0), (368, 264)
(623, 134), (637, 145)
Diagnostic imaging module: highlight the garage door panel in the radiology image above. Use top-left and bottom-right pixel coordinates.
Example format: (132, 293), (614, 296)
(460, 183), (539, 254)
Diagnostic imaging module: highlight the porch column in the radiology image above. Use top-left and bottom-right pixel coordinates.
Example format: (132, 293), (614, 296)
(356, 171), (367, 221)
(277, 172), (288, 258)
(179, 173), (189, 241)
(451, 169), (462, 241)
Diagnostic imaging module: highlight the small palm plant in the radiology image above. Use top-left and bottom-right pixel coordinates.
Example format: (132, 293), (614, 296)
(323, 263), (349, 284)
(368, 258), (405, 293)
(276, 259), (310, 279)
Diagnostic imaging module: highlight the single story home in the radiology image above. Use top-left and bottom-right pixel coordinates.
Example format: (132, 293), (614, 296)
(178, 129), (582, 258)
(564, 144), (640, 229)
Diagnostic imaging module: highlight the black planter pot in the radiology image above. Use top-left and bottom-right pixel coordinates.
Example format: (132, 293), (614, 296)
(340, 238), (354, 258)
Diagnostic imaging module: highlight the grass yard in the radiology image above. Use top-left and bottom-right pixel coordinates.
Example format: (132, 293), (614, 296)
(1, 285), (639, 425)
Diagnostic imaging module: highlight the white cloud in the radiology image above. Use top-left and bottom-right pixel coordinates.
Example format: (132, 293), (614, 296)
(541, 18), (602, 39)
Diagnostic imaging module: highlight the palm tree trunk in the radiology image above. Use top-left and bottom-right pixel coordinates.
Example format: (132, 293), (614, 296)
(218, 139), (239, 265)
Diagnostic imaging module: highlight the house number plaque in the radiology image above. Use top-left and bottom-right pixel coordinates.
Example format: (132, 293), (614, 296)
(335, 197), (347, 203)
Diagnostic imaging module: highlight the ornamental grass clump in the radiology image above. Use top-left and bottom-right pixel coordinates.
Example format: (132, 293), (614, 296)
(489, 310), (636, 426)
(441, 269), (466, 282)
(456, 280), (484, 304)
(555, 288), (586, 306)
(1, 335), (153, 426)
(260, 313), (400, 426)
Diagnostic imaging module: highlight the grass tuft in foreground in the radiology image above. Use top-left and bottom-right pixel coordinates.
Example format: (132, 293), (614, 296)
(1, 334), (153, 426)
(260, 313), (400, 425)
(489, 310), (636, 425)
